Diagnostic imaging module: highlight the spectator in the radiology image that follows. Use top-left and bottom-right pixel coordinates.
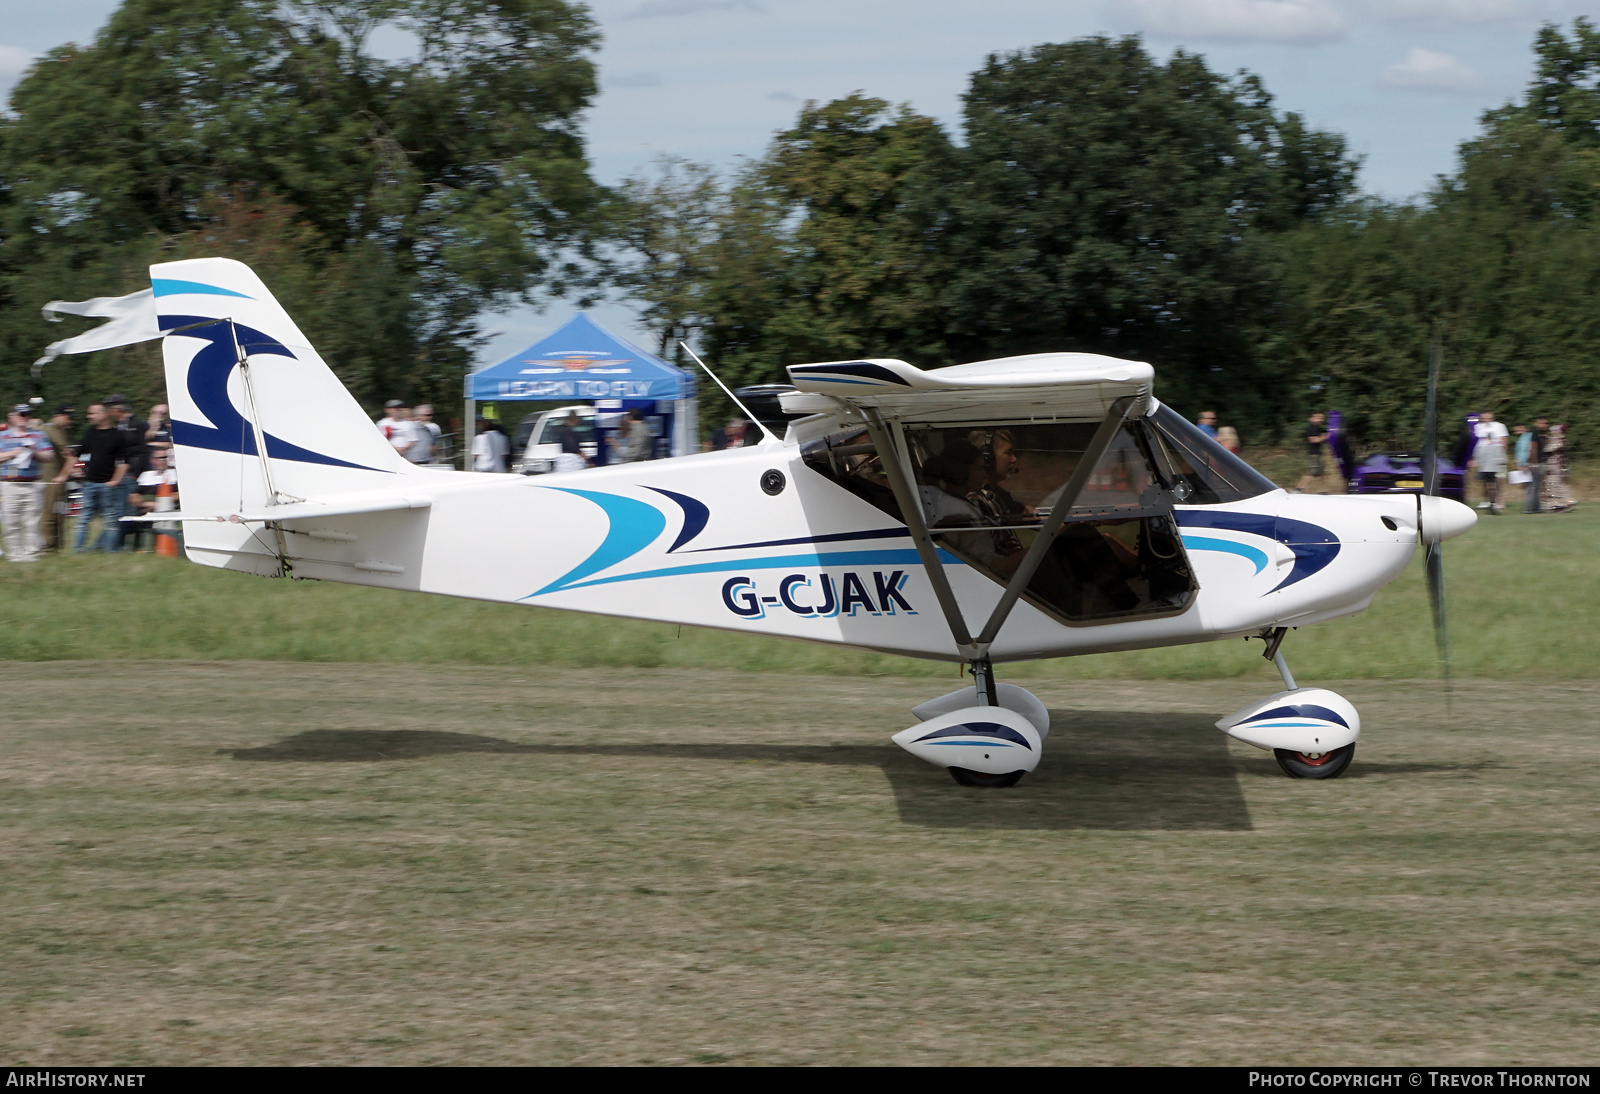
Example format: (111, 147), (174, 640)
(710, 418), (751, 451)
(104, 395), (150, 550)
(147, 404), (172, 454)
(409, 404), (441, 465)
(1196, 411), (1218, 438)
(1514, 422), (1543, 514)
(66, 402), (132, 552)
(377, 400), (418, 459)
(1470, 410), (1509, 514)
(472, 419), (509, 473)
(0, 403), (54, 562)
(40, 405), (75, 554)
(1295, 412), (1330, 493)
(555, 411), (587, 473)
(128, 447), (180, 550)
(1216, 425), (1240, 454)
(620, 408), (653, 463)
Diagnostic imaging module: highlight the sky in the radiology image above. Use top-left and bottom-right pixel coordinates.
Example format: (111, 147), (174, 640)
(5, 0), (1600, 366)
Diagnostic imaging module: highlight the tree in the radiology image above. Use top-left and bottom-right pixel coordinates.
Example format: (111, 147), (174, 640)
(932, 37), (1359, 431)
(0, 0), (604, 413)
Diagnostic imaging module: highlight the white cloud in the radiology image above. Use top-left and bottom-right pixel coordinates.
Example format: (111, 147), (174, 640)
(0, 44), (37, 80)
(1106, 0), (1347, 44)
(608, 70), (664, 88)
(1362, 0), (1537, 28)
(1378, 47), (1486, 93)
(622, 0), (764, 19)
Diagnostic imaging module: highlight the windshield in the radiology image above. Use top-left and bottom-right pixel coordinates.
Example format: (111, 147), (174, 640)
(1143, 404), (1277, 504)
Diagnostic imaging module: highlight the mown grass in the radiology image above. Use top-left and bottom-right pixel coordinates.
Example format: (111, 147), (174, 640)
(6, 497), (1595, 680)
(2, 663), (1597, 1065)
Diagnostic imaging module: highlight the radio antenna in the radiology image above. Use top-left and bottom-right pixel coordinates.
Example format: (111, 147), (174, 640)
(677, 340), (771, 444)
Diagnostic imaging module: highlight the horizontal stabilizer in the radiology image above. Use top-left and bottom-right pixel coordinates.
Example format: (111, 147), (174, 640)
(121, 493), (432, 524)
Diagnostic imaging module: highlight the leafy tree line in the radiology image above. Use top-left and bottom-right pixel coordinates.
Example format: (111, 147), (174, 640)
(617, 24), (1600, 451)
(4, 4), (1600, 452)
(0, 0), (603, 417)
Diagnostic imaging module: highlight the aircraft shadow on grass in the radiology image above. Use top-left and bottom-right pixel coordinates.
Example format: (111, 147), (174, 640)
(227, 710), (1483, 833)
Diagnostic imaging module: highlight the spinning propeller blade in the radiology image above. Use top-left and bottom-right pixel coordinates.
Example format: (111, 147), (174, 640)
(1421, 330), (1452, 698)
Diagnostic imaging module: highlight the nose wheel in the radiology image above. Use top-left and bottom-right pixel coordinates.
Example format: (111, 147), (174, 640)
(949, 767), (1025, 788)
(1273, 744), (1355, 779)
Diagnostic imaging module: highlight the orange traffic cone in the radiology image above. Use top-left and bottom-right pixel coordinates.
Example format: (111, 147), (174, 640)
(155, 481), (179, 557)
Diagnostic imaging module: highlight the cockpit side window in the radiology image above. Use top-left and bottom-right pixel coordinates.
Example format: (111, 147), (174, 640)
(799, 418), (1198, 624)
(1143, 405), (1278, 504)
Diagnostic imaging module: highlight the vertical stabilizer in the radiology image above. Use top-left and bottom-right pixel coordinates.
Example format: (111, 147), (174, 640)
(154, 257), (412, 570)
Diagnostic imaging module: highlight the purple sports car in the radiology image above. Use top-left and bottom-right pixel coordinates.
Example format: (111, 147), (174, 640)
(1328, 410), (1468, 504)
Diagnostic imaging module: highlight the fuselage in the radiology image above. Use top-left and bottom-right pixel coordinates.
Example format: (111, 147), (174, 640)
(185, 427), (1425, 664)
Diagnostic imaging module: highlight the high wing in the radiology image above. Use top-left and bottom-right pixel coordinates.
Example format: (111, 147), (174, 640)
(784, 353), (1154, 423)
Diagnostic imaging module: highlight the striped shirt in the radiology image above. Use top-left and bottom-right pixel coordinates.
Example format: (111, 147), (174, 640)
(0, 427), (53, 481)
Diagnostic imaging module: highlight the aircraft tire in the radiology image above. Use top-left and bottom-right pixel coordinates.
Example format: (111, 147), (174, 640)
(1273, 743), (1355, 780)
(948, 767), (1025, 788)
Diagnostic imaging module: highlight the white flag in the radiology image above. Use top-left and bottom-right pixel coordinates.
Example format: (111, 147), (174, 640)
(33, 288), (161, 374)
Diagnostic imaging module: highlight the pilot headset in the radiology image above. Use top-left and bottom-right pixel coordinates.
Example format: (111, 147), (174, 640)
(966, 429), (1015, 475)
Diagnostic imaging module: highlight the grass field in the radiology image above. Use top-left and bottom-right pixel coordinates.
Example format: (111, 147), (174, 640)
(1, 663), (1596, 1065)
(4, 499), (1596, 681)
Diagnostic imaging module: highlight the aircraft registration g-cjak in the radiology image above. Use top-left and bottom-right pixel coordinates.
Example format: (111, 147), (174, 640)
(141, 257), (1477, 787)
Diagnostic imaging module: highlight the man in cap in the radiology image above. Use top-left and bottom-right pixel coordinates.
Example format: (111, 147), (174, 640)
(377, 400), (419, 459)
(0, 403), (55, 561)
(40, 405), (75, 553)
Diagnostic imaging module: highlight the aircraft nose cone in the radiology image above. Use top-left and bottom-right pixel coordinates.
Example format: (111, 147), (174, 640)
(1418, 495), (1477, 543)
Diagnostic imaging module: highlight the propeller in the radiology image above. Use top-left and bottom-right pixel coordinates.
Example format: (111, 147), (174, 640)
(1420, 329), (1452, 701)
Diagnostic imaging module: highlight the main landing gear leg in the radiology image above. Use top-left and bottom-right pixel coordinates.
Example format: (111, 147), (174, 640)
(894, 659), (1051, 789)
(1216, 627), (1361, 780)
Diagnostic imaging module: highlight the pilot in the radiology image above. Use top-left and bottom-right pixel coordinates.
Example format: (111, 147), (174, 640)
(920, 440), (1025, 577)
(968, 428), (1037, 529)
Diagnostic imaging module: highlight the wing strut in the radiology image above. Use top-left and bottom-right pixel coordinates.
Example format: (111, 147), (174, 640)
(970, 397), (1134, 654)
(860, 407), (974, 650)
(858, 397), (1136, 693)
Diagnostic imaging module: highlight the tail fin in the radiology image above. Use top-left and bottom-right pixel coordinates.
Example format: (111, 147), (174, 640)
(155, 258), (410, 522)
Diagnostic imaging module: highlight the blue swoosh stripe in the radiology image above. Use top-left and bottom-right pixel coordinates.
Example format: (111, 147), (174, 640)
(1242, 721), (1331, 729)
(925, 740), (1016, 747)
(162, 315), (390, 472)
(1249, 703), (1350, 728)
(153, 279), (253, 299)
(803, 376), (880, 385)
(1180, 535), (1267, 574)
(533, 488), (668, 594)
(690, 527), (910, 554)
(525, 547), (959, 597)
(1175, 510), (1340, 591)
(645, 487), (710, 552)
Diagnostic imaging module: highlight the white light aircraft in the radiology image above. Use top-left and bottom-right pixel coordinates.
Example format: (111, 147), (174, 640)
(139, 258), (1476, 786)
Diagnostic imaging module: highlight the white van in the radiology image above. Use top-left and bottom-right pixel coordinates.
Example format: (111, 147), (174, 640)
(510, 405), (598, 475)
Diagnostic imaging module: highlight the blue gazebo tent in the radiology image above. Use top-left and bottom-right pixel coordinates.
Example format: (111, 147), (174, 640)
(463, 312), (697, 466)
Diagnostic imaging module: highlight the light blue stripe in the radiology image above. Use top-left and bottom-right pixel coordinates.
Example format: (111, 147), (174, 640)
(924, 740), (1015, 747)
(152, 279), (253, 300)
(533, 488), (668, 594)
(528, 547), (959, 596)
(1242, 721), (1329, 729)
(807, 376), (881, 385)
(1180, 534), (1268, 575)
